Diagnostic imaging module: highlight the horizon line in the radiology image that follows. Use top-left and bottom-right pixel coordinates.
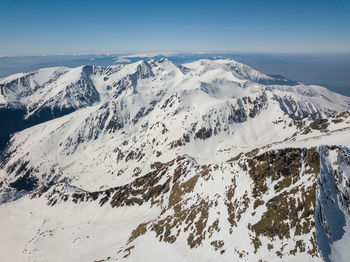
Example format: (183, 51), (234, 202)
(1, 50), (350, 58)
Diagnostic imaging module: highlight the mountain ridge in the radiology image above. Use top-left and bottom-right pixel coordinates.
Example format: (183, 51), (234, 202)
(0, 58), (350, 261)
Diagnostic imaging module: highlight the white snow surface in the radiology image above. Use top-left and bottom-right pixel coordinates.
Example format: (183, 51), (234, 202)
(0, 58), (350, 262)
(1, 59), (350, 190)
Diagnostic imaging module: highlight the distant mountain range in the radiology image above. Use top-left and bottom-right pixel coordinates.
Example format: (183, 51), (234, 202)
(0, 53), (349, 96)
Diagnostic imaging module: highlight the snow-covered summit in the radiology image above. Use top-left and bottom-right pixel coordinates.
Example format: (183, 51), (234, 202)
(1, 58), (350, 189)
(0, 58), (348, 112)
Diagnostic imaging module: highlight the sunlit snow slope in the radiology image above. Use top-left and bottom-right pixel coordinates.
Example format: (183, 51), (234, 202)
(0, 58), (350, 262)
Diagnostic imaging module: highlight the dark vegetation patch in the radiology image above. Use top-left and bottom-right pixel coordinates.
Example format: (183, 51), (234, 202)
(121, 158), (220, 253)
(332, 119), (343, 124)
(247, 148), (302, 198)
(309, 119), (329, 131)
(211, 240), (224, 251)
(247, 148), (320, 257)
(225, 176), (250, 228)
(128, 223), (148, 244)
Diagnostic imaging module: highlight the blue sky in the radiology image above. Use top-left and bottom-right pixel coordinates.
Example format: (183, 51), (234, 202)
(0, 0), (350, 56)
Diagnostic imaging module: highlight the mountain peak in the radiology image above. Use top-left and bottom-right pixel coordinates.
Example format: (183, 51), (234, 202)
(0, 58), (350, 261)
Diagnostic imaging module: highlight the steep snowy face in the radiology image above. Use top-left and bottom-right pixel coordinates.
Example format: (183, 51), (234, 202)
(0, 66), (100, 112)
(0, 65), (100, 140)
(0, 59), (350, 262)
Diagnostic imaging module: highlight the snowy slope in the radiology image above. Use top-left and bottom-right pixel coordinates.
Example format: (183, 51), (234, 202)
(0, 65), (99, 111)
(0, 58), (350, 262)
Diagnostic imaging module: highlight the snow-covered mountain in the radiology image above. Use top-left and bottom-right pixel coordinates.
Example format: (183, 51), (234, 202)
(0, 58), (350, 262)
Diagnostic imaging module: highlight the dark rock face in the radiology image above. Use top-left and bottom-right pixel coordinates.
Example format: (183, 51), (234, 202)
(0, 107), (26, 151)
(195, 127), (212, 140)
(261, 75), (299, 86)
(0, 106), (76, 154)
(9, 173), (38, 191)
(0, 107), (26, 137)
